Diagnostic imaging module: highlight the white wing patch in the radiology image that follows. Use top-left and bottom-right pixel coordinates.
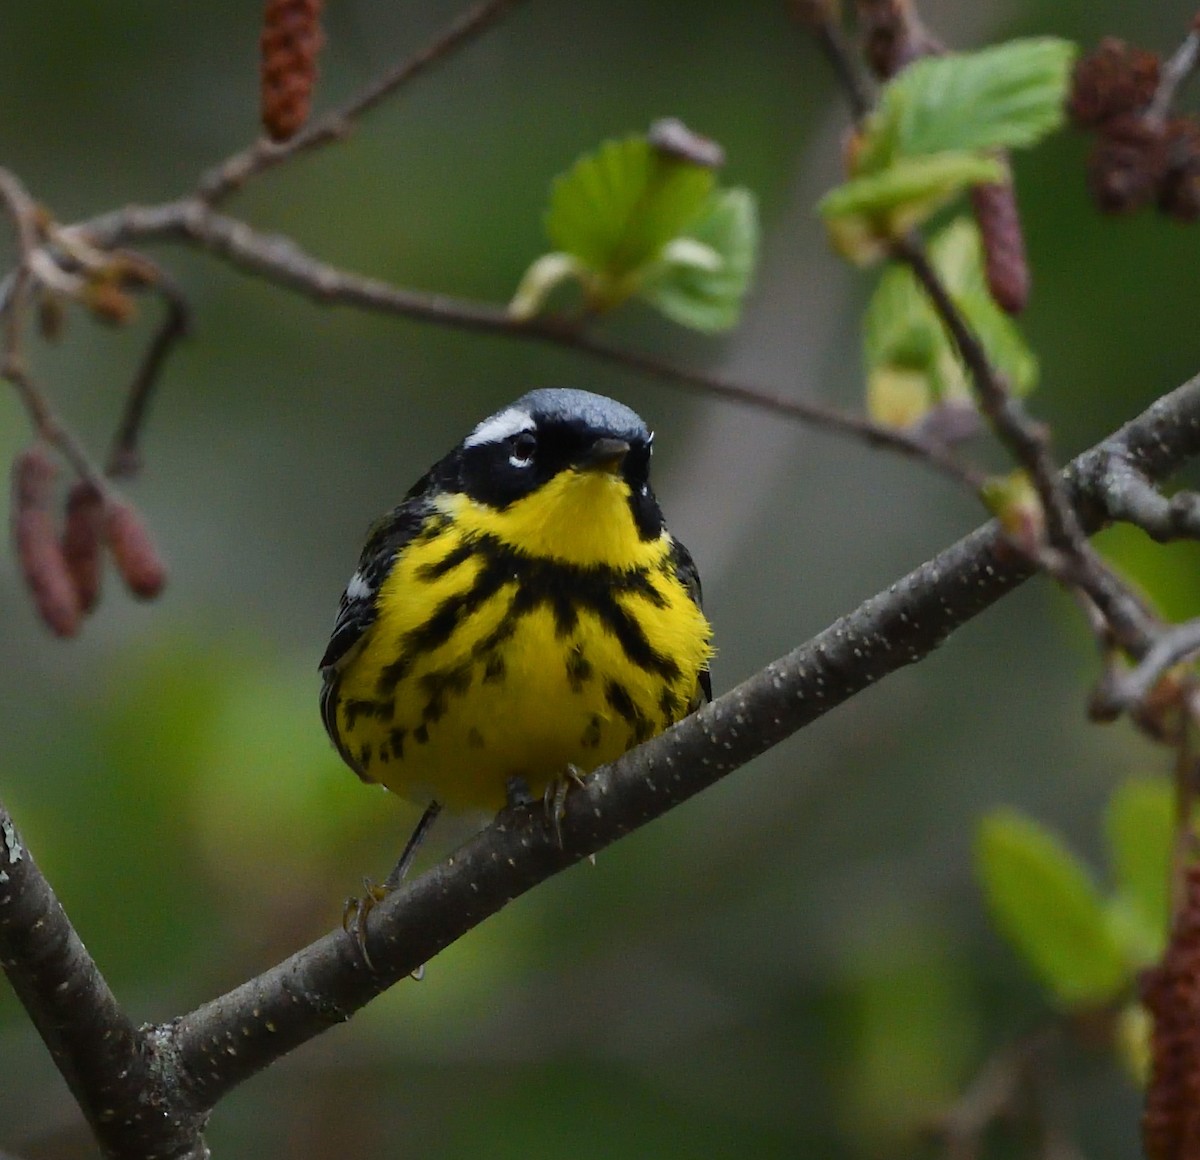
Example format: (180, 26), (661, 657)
(345, 570), (373, 601)
(463, 407), (535, 449)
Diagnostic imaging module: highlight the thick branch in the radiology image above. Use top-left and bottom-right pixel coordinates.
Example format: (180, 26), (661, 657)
(159, 371), (1200, 1108)
(0, 804), (209, 1158)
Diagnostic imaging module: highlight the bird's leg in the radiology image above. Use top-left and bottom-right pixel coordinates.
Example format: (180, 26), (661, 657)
(543, 764), (587, 848)
(343, 799), (442, 969)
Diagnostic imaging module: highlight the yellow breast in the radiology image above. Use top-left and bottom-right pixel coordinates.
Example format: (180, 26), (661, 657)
(329, 471), (711, 813)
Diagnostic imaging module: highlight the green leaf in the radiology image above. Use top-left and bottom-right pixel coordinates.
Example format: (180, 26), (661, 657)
(1105, 776), (1174, 964)
(976, 809), (1129, 1007)
(819, 152), (1004, 264)
(638, 187), (758, 332)
(861, 216), (1037, 426)
(546, 134), (716, 280)
(931, 218), (1038, 394)
(858, 37), (1078, 172)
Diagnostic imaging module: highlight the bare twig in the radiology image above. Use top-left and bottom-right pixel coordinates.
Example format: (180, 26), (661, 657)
(1147, 20), (1200, 123)
(1091, 448), (1200, 541)
(891, 234), (1162, 659)
(0, 170), (117, 493)
(72, 198), (983, 488)
(1096, 621), (1200, 716)
(790, 2), (874, 120)
(106, 268), (191, 479)
(933, 1026), (1060, 1160)
(199, 0), (526, 204)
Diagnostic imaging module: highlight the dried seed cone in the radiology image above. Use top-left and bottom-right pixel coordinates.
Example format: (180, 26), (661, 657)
(11, 445), (80, 637)
(261, 0), (325, 143)
(1142, 863), (1200, 1160)
(970, 177), (1030, 315)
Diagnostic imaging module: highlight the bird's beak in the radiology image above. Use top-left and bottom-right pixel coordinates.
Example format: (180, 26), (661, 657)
(576, 436), (630, 474)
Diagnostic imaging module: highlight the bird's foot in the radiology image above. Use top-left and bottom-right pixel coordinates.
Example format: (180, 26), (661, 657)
(543, 764), (587, 848)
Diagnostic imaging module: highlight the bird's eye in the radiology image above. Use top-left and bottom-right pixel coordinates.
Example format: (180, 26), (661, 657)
(509, 431), (537, 468)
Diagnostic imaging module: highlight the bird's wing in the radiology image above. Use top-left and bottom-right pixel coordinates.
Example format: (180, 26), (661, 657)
(669, 534), (713, 705)
(318, 488), (432, 674)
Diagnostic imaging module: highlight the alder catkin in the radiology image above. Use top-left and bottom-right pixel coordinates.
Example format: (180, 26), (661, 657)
(62, 481), (105, 614)
(969, 178), (1030, 315)
(1067, 38), (1161, 130)
(104, 500), (167, 600)
(11, 445), (81, 637)
(261, 0), (325, 142)
(1142, 863), (1200, 1160)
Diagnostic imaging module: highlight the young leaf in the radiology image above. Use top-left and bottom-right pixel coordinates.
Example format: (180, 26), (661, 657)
(857, 37), (1079, 173)
(867, 367), (932, 428)
(638, 187), (759, 332)
(976, 809), (1129, 1008)
(861, 216), (1037, 427)
(545, 134), (715, 280)
(508, 252), (584, 320)
(1105, 776), (1173, 963)
(819, 152), (1004, 264)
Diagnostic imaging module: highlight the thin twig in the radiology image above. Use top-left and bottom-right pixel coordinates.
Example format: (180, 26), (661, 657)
(73, 198), (983, 489)
(1147, 21), (1200, 124)
(199, 0), (526, 204)
(0, 170), (111, 492)
(1099, 620), (1200, 713)
(1093, 448), (1200, 541)
(790, 2), (874, 119)
(891, 234), (1161, 658)
(932, 1026), (1059, 1160)
(106, 266), (192, 479)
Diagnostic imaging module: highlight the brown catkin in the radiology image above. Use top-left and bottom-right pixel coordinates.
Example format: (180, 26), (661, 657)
(969, 177), (1030, 315)
(1068, 37), (1161, 129)
(104, 501), (167, 600)
(261, 0), (325, 142)
(62, 481), (105, 614)
(11, 446), (80, 637)
(1142, 863), (1200, 1160)
(1159, 117), (1200, 223)
(1087, 114), (1170, 214)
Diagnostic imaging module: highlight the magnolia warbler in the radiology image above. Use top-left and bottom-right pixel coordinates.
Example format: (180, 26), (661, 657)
(320, 388), (713, 890)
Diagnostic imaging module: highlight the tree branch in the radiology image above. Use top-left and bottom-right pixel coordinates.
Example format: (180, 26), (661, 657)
(152, 370), (1200, 1110)
(0, 803), (210, 1159)
(70, 198), (981, 488)
(5, 372), (1200, 1157)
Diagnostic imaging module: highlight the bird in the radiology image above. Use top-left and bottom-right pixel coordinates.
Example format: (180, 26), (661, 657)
(319, 387), (713, 904)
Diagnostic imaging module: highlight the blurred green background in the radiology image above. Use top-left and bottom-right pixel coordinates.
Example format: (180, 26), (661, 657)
(3, 1), (1200, 1156)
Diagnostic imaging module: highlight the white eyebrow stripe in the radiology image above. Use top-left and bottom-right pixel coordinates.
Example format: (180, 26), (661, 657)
(463, 408), (535, 448)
